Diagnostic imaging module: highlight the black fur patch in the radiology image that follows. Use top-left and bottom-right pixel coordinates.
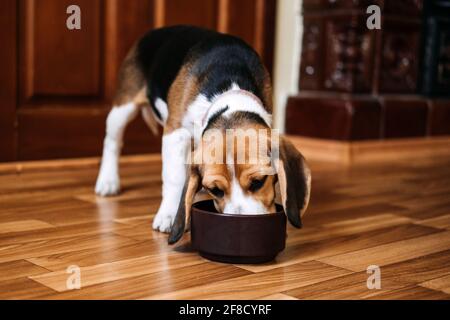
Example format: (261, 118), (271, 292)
(203, 106), (229, 134)
(135, 25), (269, 114)
(203, 110), (268, 136)
(235, 111), (268, 127)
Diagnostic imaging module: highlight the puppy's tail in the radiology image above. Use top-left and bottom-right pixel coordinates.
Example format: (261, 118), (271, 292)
(140, 103), (160, 136)
(129, 86), (159, 136)
(115, 43), (161, 136)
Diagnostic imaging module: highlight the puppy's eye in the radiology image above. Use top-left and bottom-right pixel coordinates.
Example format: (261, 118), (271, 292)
(249, 176), (268, 192)
(208, 187), (224, 198)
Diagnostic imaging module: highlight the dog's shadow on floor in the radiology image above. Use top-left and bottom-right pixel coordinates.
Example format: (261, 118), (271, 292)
(172, 240), (196, 253)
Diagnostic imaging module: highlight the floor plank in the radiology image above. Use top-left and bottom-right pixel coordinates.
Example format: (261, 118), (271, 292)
(258, 293), (298, 300)
(318, 231), (450, 272)
(30, 252), (207, 292)
(0, 220), (55, 234)
(420, 275), (450, 294)
(284, 271), (408, 300)
(367, 285), (450, 300)
(375, 250), (450, 284)
(285, 213), (413, 246)
(39, 263), (251, 300)
(0, 277), (56, 299)
(286, 250), (450, 299)
(27, 240), (167, 271)
(141, 261), (351, 300)
(0, 221), (130, 246)
(0, 234), (136, 264)
(239, 224), (438, 273)
(0, 260), (49, 282)
(416, 214), (450, 230)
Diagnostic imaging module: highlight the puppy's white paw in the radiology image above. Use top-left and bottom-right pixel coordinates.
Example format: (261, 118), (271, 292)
(152, 209), (175, 233)
(95, 169), (120, 197)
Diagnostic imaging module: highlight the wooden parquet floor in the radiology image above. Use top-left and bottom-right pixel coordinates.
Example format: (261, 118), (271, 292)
(1, 152), (450, 300)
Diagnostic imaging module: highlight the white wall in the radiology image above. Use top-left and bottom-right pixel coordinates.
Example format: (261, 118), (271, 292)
(272, 0), (303, 132)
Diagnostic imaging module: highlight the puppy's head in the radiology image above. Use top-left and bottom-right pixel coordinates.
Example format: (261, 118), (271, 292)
(200, 115), (278, 215)
(168, 113), (311, 244)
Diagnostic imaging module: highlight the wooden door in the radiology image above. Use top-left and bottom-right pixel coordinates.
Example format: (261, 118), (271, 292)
(0, 0), (276, 162)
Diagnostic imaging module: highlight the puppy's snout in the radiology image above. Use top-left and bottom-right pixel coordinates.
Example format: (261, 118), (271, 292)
(223, 203), (241, 214)
(223, 201), (266, 215)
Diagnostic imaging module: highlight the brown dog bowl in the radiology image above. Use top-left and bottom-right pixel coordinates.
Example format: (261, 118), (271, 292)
(191, 200), (286, 264)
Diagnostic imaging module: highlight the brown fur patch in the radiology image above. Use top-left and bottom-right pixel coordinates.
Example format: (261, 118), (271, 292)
(236, 164), (277, 212)
(111, 45), (160, 135)
(200, 163), (231, 212)
(113, 44), (147, 107)
(165, 64), (200, 133)
(132, 87), (148, 106)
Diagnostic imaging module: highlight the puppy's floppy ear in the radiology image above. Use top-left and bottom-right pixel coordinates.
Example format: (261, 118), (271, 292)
(168, 165), (201, 244)
(276, 136), (311, 228)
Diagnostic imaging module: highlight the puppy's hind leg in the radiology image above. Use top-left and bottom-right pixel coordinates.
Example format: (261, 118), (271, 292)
(95, 45), (146, 196)
(95, 102), (140, 196)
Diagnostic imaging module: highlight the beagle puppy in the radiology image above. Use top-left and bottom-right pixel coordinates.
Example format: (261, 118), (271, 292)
(95, 26), (311, 244)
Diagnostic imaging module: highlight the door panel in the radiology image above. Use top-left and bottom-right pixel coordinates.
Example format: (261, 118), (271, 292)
(104, 0), (155, 99)
(0, 0), (17, 162)
(4, 0), (277, 162)
(20, 0), (102, 100)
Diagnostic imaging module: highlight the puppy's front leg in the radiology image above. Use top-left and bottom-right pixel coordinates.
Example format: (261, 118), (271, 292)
(153, 128), (191, 233)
